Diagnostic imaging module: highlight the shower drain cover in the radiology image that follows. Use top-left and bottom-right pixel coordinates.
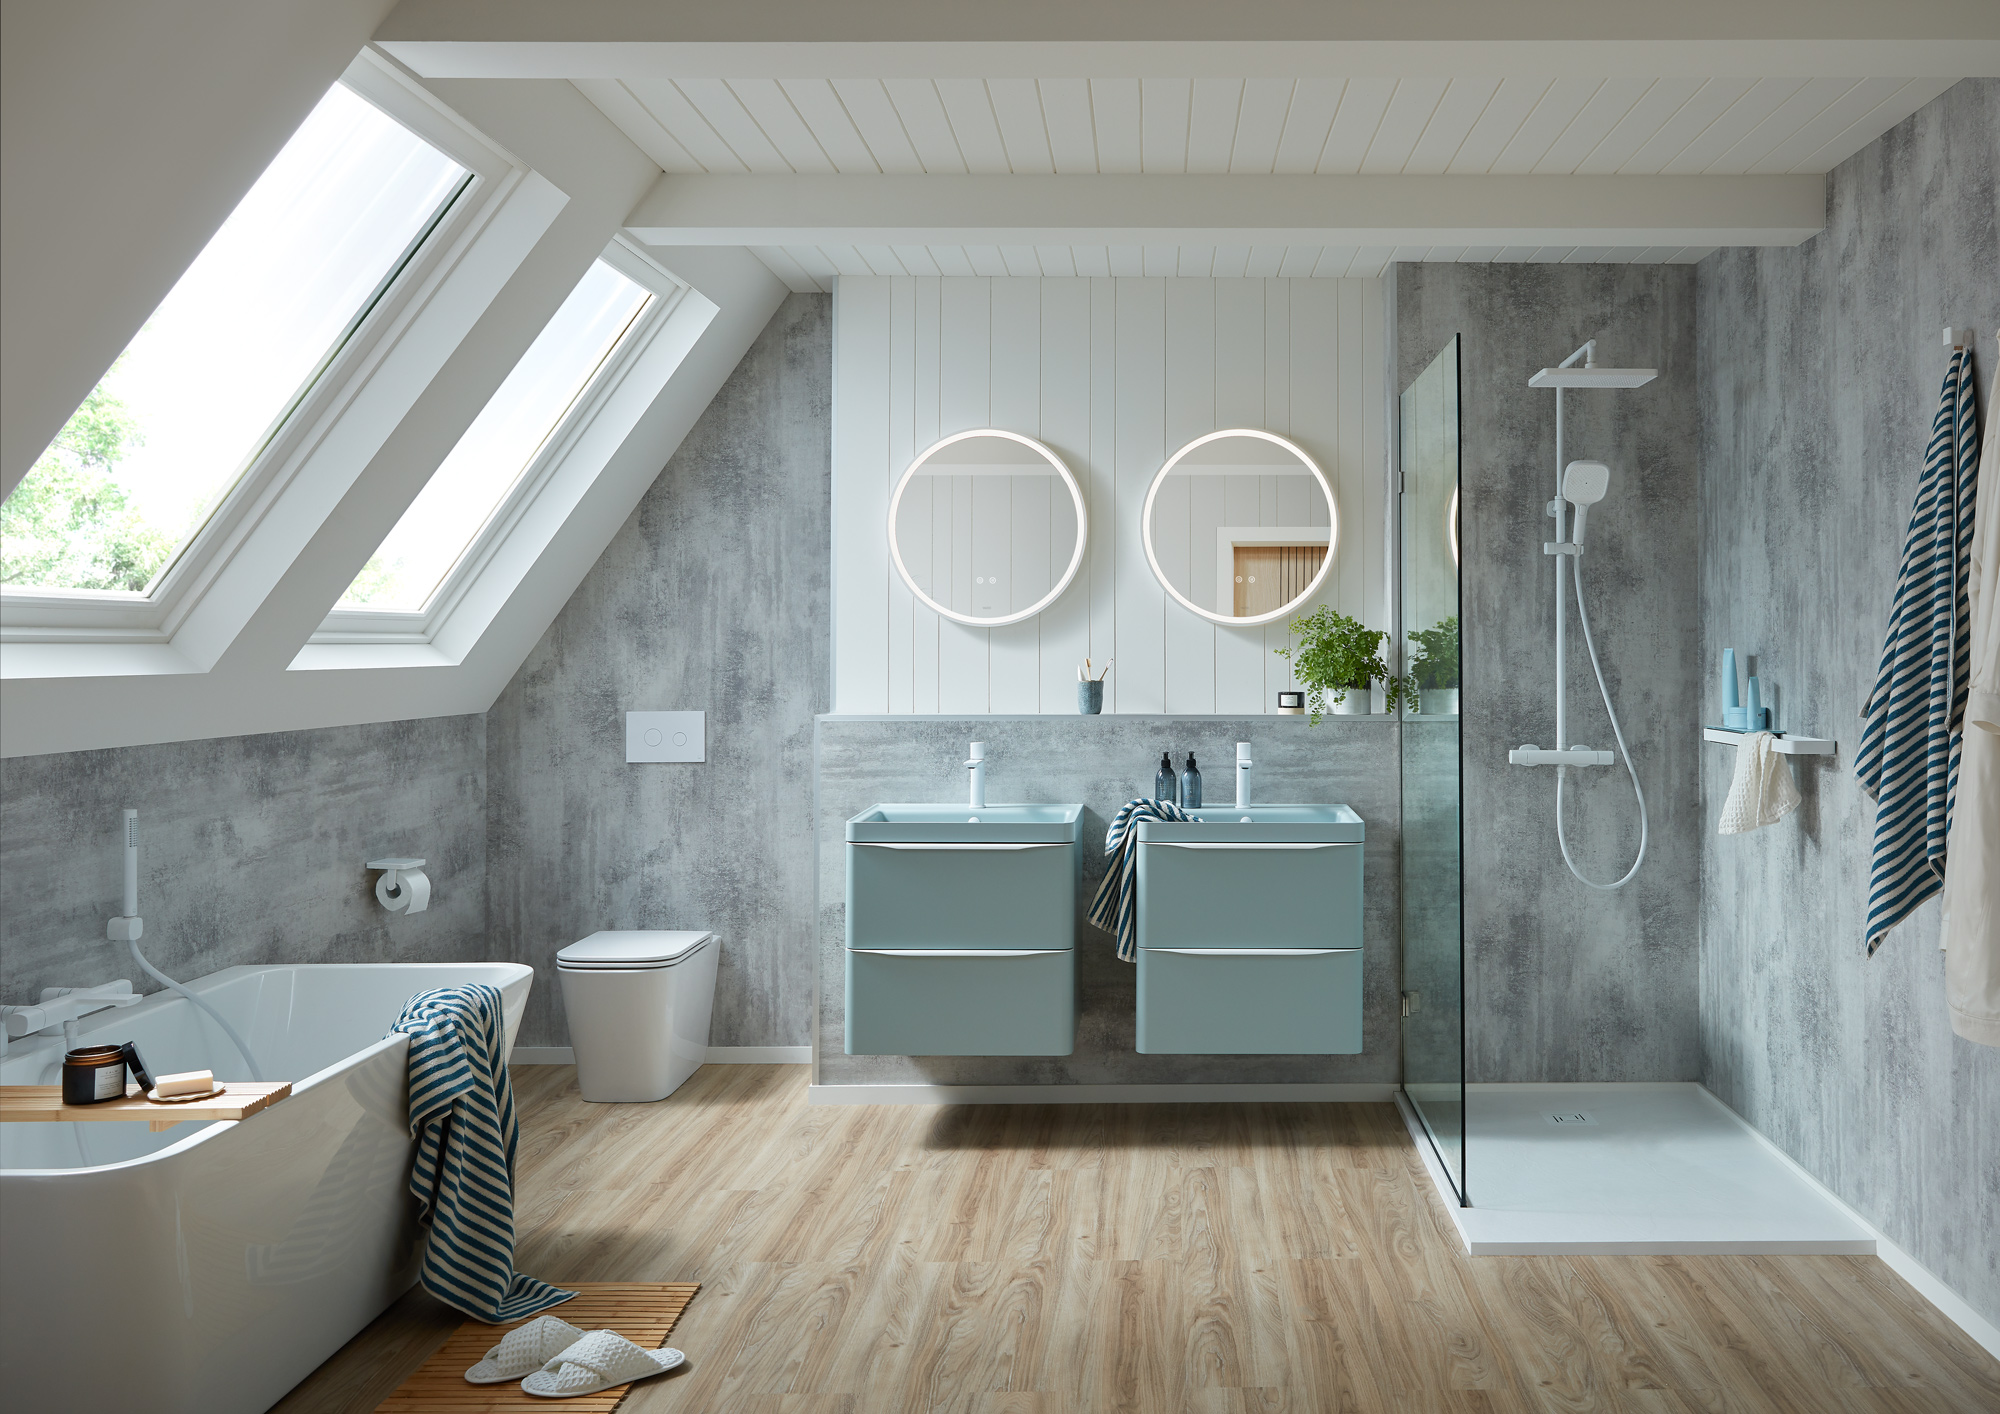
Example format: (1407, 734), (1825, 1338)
(1545, 1110), (1597, 1126)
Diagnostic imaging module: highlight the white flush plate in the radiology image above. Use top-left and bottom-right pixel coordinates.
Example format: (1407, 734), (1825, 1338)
(626, 710), (705, 763)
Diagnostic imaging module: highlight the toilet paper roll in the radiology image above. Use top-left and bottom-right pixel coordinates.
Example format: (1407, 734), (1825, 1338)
(376, 868), (431, 914)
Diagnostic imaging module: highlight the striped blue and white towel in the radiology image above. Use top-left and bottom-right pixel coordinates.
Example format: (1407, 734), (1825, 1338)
(1856, 345), (1981, 953)
(389, 985), (575, 1324)
(1088, 798), (1195, 962)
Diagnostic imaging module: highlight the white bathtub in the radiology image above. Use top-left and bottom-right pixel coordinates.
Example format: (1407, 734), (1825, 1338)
(0, 962), (533, 1414)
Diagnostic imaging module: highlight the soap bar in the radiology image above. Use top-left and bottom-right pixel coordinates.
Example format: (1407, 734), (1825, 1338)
(154, 1069), (215, 1097)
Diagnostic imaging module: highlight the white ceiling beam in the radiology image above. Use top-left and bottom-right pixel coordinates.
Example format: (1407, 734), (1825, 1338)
(375, 0), (2000, 79)
(624, 173), (1826, 250)
(379, 39), (2000, 81)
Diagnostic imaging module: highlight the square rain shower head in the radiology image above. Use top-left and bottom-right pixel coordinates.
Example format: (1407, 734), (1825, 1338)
(1528, 367), (1658, 388)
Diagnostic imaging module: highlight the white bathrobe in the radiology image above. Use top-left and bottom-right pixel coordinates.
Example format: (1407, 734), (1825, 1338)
(1941, 339), (2000, 1048)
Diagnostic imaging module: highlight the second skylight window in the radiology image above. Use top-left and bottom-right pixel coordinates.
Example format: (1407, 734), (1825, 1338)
(339, 259), (653, 612)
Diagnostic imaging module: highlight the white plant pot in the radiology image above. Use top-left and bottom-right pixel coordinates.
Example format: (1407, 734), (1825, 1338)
(1331, 687), (1372, 716)
(1417, 686), (1460, 716)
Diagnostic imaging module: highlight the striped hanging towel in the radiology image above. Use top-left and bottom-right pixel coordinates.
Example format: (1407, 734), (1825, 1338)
(1856, 346), (1981, 953)
(389, 985), (575, 1323)
(1087, 798), (1195, 962)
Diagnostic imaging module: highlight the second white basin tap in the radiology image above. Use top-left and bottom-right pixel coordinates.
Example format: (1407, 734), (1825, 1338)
(967, 741), (987, 809)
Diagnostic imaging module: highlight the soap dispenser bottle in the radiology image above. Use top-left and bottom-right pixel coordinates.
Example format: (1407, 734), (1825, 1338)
(1154, 751), (1179, 804)
(1180, 753), (1202, 808)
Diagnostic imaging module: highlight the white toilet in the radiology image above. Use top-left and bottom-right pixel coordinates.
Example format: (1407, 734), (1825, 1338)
(557, 930), (719, 1103)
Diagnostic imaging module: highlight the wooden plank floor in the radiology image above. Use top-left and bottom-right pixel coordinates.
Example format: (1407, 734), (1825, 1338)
(276, 1065), (2000, 1414)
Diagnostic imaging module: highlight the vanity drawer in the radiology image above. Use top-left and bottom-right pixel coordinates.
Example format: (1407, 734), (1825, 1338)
(847, 841), (1076, 950)
(1136, 946), (1362, 1054)
(1136, 840), (1361, 950)
(845, 947), (1075, 1055)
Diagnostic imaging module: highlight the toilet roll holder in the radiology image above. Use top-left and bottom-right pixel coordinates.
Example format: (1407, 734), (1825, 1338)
(367, 858), (431, 914)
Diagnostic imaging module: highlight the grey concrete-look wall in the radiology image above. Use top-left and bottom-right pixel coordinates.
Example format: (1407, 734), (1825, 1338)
(816, 715), (1401, 1086)
(1698, 78), (2000, 1328)
(1397, 262), (1703, 1082)
(487, 293), (831, 1050)
(0, 716), (487, 1003)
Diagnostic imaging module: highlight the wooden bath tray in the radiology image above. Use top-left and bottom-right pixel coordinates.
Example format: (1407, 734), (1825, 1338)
(0, 1081), (292, 1131)
(375, 1282), (699, 1412)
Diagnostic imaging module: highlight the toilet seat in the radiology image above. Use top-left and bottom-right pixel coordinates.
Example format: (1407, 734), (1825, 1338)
(557, 930), (714, 970)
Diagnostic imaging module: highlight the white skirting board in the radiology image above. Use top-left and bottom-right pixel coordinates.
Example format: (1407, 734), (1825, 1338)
(1395, 1084), (2000, 1362)
(510, 1045), (811, 1065)
(807, 1081), (1398, 1106)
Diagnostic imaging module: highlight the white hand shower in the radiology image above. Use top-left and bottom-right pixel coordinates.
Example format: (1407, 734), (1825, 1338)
(1562, 461), (1610, 546)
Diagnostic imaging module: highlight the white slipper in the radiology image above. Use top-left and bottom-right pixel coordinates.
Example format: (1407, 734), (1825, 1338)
(463, 1314), (588, 1384)
(520, 1329), (685, 1398)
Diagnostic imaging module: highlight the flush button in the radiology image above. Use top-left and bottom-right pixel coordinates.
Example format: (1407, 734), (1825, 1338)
(626, 711), (705, 762)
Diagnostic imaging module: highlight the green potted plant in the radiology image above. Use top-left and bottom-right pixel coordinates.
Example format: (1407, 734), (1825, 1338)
(1275, 607), (1408, 723)
(1408, 615), (1460, 715)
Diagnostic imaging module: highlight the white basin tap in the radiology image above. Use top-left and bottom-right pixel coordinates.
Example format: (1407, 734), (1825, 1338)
(967, 741), (987, 809)
(1235, 742), (1252, 808)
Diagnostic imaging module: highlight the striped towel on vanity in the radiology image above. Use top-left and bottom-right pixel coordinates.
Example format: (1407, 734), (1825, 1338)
(389, 985), (575, 1323)
(1088, 798), (1195, 962)
(1856, 345), (1981, 953)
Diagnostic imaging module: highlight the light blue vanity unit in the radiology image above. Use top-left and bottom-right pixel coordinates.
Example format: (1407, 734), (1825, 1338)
(1135, 804), (1364, 1054)
(845, 804), (1083, 1055)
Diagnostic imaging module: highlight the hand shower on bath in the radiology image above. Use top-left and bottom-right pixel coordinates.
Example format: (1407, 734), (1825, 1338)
(110, 809), (263, 1080)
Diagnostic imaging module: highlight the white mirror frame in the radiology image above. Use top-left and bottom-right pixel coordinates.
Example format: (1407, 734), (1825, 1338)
(1141, 428), (1339, 627)
(887, 428), (1088, 628)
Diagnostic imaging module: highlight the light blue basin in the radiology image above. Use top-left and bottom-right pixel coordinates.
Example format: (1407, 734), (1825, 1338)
(847, 802), (1083, 843)
(1135, 802), (1362, 843)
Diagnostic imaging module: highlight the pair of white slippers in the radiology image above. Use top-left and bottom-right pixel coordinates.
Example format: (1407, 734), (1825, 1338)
(465, 1314), (685, 1397)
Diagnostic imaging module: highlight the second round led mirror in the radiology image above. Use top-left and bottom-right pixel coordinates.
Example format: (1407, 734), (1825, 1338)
(1142, 430), (1337, 626)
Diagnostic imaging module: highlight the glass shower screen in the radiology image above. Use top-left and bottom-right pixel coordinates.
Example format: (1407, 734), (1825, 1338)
(1399, 335), (1466, 1202)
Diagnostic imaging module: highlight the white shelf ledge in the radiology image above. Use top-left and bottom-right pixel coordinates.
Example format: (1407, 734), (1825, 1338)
(1703, 726), (1836, 757)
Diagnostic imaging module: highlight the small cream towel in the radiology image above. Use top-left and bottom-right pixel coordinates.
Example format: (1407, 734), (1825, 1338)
(1719, 731), (1801, 834)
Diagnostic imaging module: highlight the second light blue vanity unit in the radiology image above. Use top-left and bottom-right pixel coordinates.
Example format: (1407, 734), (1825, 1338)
(844, 803), (1083, 1055)
(1135, 804), (1364, 1053)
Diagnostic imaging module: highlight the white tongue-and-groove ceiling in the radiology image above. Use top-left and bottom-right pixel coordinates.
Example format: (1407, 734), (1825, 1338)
(576, 71), (1957, 289)
(379, 1), (1997, 290)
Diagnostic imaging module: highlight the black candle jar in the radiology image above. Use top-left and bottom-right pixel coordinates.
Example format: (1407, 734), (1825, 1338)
(62, 1044), (128, 1105)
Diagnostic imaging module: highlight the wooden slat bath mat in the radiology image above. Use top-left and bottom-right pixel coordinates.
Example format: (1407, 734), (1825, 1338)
(374, 1282), (698, 1413)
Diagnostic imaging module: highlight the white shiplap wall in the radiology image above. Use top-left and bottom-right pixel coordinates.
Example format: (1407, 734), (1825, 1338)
(833, 275), (1387, 714)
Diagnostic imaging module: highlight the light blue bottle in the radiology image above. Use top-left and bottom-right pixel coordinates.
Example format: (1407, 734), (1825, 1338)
(1154, 751), (1178, 805)
(1180, 753), (1202, 809)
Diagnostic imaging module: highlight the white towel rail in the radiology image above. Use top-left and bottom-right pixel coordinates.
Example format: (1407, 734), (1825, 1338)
(1703, 726), (1836, 757)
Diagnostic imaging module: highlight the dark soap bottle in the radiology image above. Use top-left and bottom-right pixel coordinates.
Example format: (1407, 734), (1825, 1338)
(1180, 753), (1202, 808)
(1154, 751), (1178, 804)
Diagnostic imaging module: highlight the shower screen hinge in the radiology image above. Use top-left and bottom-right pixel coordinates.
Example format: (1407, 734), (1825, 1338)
(1400, 990), (1421, 1017)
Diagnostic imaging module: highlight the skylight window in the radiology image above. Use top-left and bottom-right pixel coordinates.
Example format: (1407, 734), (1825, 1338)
(337, 260), (652, 613)
(1, 83), (468, 596)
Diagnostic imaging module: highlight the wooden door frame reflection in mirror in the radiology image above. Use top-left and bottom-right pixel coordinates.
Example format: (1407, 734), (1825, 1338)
(887, 428), (1089, 628)
(1141, 428), (1339, 627)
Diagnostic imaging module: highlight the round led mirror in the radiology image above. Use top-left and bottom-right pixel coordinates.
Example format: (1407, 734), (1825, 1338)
(1141, 429), (1337, 626)
(888, 429), (1087, 628)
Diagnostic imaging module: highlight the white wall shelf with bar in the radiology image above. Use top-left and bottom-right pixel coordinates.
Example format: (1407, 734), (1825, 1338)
(1703, 727), (1836, 757)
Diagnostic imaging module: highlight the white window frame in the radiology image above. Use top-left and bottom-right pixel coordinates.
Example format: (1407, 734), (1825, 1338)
(296, 238), (717, 670)
(0, 49), (567, 679)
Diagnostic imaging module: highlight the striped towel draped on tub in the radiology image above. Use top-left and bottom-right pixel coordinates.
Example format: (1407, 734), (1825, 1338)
(1856, 345), (1982, 953)
(1088, 798), (1194, 962)
(389, 985), (575, 1323)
